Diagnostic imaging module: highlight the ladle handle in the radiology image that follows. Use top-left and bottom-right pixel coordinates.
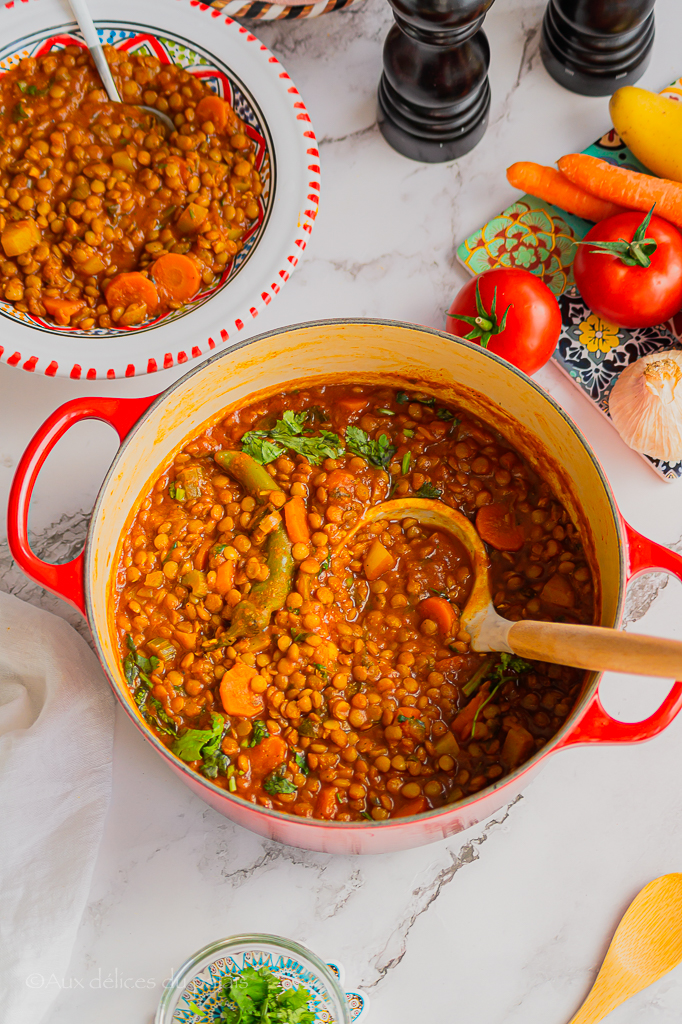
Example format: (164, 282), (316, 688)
(507, 620), (682, 679)
(67, 0), (121, 102)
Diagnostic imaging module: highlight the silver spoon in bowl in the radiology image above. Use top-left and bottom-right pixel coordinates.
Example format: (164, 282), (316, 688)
(67, 0), (176, 133)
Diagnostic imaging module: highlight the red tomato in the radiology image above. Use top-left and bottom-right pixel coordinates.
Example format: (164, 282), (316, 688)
(446, 268), (561, 375)
(573, 211), (682, 329)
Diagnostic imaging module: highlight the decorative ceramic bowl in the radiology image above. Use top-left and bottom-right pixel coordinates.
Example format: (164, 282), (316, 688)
(0, 0), (319, 379)
(155, 934), (369, 1023)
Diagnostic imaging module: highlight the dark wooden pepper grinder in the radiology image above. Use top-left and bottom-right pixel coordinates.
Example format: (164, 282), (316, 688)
(377, 0), (496, 163)
(540, 0), (657, 97)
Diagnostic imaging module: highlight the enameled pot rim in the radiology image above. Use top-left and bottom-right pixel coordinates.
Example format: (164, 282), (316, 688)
(84, 318), (626, 833)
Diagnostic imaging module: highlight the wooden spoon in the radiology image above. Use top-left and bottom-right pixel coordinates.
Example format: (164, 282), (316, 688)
(567, 873), (682, 1024)
(340, 498), (682, 678)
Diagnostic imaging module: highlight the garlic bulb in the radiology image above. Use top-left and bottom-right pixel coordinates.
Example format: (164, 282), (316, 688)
(609, 349), (682, 462)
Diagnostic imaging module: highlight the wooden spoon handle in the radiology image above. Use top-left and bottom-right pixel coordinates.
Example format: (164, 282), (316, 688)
(507, 620), (682, 678)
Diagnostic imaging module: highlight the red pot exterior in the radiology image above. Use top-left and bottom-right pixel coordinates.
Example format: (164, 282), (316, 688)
(8, 320), (682, 854)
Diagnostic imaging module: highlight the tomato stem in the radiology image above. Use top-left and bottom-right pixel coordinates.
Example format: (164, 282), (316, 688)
(575, 204), (658, 269)
(453, 280), (510, 348)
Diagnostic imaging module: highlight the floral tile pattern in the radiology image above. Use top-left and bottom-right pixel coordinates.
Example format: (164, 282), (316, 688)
(457, 78), (682, 482)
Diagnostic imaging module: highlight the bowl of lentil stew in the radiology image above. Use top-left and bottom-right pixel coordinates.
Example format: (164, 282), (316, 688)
(0, 0), (318, 378)
(9, 319), (682, 854)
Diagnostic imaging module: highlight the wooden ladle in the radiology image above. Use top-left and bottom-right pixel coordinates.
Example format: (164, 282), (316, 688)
(341, 498), (682, 678)
(567, 873), (682, 1024)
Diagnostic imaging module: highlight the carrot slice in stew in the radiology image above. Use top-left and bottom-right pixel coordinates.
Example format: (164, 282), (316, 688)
(476, 503), (525, 552)
(215, 560), (235, 596)
(219, 660), (264, 718)
(42, 296), (86, 325)
(394, 797), (428, 818)
(417, 596), (456, 634)
(249, 734), (288, 776)
(152, 253), (201, 303)
(105, 272), (159, 313)
(325, 469), (356, 500)
(451, 684), (490, 740)
(195, 94), (239, 134)
(316, 786), (338, 819)
(283, 495), (310, 545)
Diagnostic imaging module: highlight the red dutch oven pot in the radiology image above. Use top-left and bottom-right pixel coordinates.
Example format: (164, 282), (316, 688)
(8, 320), (682, 855)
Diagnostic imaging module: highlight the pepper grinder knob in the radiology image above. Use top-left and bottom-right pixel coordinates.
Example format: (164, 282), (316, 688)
(377, 0), (496, 163)
(540, 0), (656, 97)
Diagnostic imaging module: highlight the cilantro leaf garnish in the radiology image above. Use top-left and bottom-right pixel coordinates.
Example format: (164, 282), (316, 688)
(396, 391), (410, 404)
(417, 482), (443, 499)
(240, 411), (344, 467)
(210, 965), (315, 1024)
(294, 751), (309, 776)
(263, 767), (297, 795)
(436, 407), (457, 422)
(249, 719), (270, 747)
(172, 712), (225, 761)
(345, 425), (396, 468)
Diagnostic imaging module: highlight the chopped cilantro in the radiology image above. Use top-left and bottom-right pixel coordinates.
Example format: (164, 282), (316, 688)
(240, 410), (344, 467)
(263, 767), (297, 795)
(12, 101), (28, 121)
(403, 428), (415, 438)
(436, 407), (457, 422)
(168, 480), (186, 501)
(311, 662), (328, 680)
(294, 751), (309, 776)
(290, 628), (309, 644)
(249, 719), (270, 747)
(345, 425), (396, 468)
(401, 452), (411, 476)
(196, 964), (315, 1024)
(172, 712), (225, 762)
(417, 482), (443, 499)
(396, 391), (409, 404)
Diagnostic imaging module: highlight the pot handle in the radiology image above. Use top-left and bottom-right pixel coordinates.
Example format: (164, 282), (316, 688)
(7, 395), (157, 616)
(556, 520), (682, 749)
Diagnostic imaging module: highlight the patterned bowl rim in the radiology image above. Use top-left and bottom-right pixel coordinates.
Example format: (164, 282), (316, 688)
(0, 0), (320, 379)
(209, 0), (362, 22)
(155, 933), (351, 1024)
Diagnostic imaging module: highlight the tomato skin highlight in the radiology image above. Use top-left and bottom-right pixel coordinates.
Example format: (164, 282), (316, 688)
(573, 212), (682, 329)
(445, 268), (561, 376)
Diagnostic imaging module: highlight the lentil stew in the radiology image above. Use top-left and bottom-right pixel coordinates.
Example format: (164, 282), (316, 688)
(114, 383), (595, 822)
(0, 41), (265, 331)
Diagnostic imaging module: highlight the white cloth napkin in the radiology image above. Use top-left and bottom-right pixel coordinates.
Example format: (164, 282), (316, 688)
(0, 591), (114, 1024)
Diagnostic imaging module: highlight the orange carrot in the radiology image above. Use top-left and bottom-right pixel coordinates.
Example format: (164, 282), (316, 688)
(336, 396), (369, 413)
(315, 786), (338, 819)
(558, 153), (682, 228)
(42, 296), (85, 326)
(451, 684), (490, 740)
(325, 469), (356, 499)
(105, 272), (159, 312)
(195, 95), (239, 135)
(435, 654), (464, 673)
(215, 560), (235, 596)
(219, 660), (264, 718)
(152, 253), (201, 303)
(396, 706), (423, 719)
(249, 734), (288, 776)
(476, 503), (525, 552)
(417, 596), (456, 635)
(394, 797), (428, 818)
(283, 495), (310, 545)
(507, 162), (626, 222)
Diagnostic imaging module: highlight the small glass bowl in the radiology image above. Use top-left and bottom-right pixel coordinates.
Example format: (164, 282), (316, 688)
(156, 933), (352, 1024)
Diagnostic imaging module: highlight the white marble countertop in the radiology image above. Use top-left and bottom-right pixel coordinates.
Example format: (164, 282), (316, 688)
(2, 0), (682, 1020)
